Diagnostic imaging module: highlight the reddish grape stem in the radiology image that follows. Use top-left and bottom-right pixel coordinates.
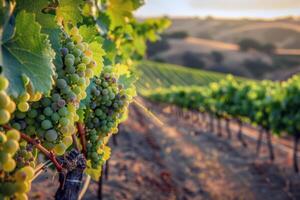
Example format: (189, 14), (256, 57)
(3, 125), (63, 172)
(77, 123), (87, 157)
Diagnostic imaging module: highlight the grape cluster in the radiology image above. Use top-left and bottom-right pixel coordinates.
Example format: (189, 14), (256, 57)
(84, 69), (131, 168)
(0, 76), (16, 125)
(10, 96), (75, 155)
(10, 28), (98, 155)
(0, 129), (34, 200)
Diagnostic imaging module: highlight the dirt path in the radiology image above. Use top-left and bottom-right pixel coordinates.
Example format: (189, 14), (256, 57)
(30, 99), (300, 199)
(84, 99), (300, 200)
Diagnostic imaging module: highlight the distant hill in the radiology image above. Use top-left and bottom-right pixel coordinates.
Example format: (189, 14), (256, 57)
(147, 17), (300, 80)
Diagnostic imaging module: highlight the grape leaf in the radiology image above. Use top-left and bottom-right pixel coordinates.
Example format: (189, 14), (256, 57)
(56, 0), (83, 25)
(16, 0), (57, 29)
(16, 0), (63, 69)
(0, 11), (55, 97)
(96, 12), (110, 34)
(89, 41), (105, 76)
(79, 25), (102, 43)
(107, 0), (140, 29)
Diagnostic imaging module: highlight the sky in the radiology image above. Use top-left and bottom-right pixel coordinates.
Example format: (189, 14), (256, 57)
(135, 0), (300, 19)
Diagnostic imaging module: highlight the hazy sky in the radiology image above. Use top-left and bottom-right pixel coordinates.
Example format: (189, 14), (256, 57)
(135, 0), (300, 18)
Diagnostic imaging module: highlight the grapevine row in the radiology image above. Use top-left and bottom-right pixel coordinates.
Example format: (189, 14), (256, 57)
(147, 75), (300, 172)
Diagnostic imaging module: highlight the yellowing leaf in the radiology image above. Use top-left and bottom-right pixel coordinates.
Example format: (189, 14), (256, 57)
(56, 0), (83, 25)
(89, 41), (106, 76)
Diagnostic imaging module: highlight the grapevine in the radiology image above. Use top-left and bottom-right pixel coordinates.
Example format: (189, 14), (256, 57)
(0, 0), (170, 199)
(147, 75), (300, 172)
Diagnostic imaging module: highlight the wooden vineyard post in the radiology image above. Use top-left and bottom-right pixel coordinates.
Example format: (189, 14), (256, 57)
(225, 118), (231, 139)
(266, 131), (275, 161)
(217, 118), (222, 137)
(293, 133), (300, 173)
(256, 128), (264, 156)
(237, 120), (247, 148)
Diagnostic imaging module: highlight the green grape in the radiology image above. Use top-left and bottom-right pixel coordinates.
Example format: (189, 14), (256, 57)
(0, 151), (8, 163)
(41, 98), (51, 107)
(52, 93), (61, 102)
(3, 157), (16, 172)
(51, 112), (60, 122)
(4, 139), (19, 154)
(19, 92), (30, 102)
(65, 58), (75, 67)
(58, 107), (68, 117)
(6, 101), (16, 113)
(57, 79), (67, 89)
(15, 182), (29, 193)
(54, 143), (66, 155)
(38, 114), (46, 121)
(65, 54), (75, 61)
(74, 57), (81, 65)
(43, 107), (53, 116)
(0, 109), (10, 124)
(0, 131), (7, 144)
(77, 63), (86, 71)
(75, 43), (85, 51)
(72, 87), (81, 95)
(15, 111), (26, 119)
(70, 74), (79, 83)
(73, 48), (82, 57)
(6, 129), (20, 141)
(78, 78), (86, 86)
(45, 129), (58, 142)
(14, 170), (27, 182)
(82, 56), (90, 65)
(41, 120), (53, 130)
(66, 42), (75, 50)
(85, 68), (94, 78)
(0, 91), (10, 108)
(28, 109), (38, 118)
(0, 76), (9, 90)
(12, 122), (21, 130)
(22, 166), (35, 180)
(63, 136), (73, 147)
(73, 34), (83, 43)
(59, 117), (69, 126)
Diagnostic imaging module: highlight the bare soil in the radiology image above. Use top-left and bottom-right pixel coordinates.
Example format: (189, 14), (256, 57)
(30, 98), (300, 200)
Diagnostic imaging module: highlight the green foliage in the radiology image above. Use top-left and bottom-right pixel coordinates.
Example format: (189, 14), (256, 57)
(0, 0), (170, 198)
(136, 61), (247, 93)
(1, 11), (55, 97)
(147, 74), (300, 137)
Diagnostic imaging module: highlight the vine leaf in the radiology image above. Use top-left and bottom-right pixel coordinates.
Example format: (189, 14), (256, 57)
(0, 11), (55, 97)
(79, 25), (101, 43)
(56, 0), (83, 25)
(16, 0), (63, 69)
(107, 0), (143, 29)
(78, 25), (105, 76)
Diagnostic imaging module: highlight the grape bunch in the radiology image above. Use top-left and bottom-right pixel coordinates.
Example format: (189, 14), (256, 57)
(9, 27), (98, 155)
(0, 76), (16, 125)
(57, 27), (97, 103)
(0, 129), (34, 200)
(84, 69), (131, 168)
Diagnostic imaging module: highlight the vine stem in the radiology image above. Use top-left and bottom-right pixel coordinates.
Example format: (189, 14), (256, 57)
(77, 122), (87, 157)
(3, 125), (63, 172)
